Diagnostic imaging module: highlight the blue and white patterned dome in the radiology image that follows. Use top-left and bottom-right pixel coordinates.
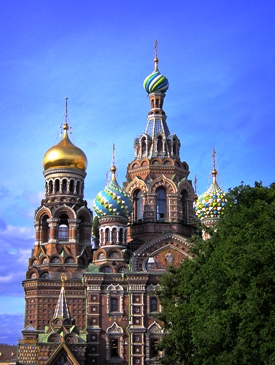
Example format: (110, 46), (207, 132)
(93, 166), (133, 218)
(143, 57), (169, 94)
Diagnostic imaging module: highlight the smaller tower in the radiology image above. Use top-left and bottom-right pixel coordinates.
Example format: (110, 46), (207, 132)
(93, 145), (133, 273)
(195, 149), (227, 239)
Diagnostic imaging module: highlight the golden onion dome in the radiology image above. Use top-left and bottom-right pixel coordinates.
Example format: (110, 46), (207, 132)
(43, 123), (87, 171)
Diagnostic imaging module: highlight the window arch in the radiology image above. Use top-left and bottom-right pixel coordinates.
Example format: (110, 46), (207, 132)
(41, 215), (49, 243)
(156, 188), (166, 221)
(55, 179), (60, 193)
(134, 190), (143, 222)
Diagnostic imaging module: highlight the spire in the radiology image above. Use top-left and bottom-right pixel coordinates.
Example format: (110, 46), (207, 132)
(53, 273), (71, 319)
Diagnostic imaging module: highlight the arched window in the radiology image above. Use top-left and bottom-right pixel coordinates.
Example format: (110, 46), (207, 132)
(105, 228), (110, 244)
(55, 179), (60, 193)
(76, 181), (80, 195)
(62, 179), (67, 193)
(150, 297), (158, 312)
(156, 188), (166, 221)
(112, 228), (117, 244)
(69, 180), (74, 193)
(119, 228), (123, 243)
(134, 190), (143, 222)
(58, 214), (69, 241)
(49, 180), (53, 194)
(41, 215), (49, 243)
(181, 190), (188, 224)
(111, 298), (118, 312)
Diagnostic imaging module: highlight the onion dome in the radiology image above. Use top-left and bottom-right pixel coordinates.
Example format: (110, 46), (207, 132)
(143, 56), (169, 94)
(195, 169), (227, 221)
(94, 166), (133, 218)
(43, 122), (87, 171)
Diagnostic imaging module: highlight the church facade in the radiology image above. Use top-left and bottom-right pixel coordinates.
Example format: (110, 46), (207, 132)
(17, 52), (224, 365)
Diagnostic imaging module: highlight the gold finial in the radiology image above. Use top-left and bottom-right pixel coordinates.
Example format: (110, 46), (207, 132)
(154, 40), (159, 72)
(61, 273), (67, 288)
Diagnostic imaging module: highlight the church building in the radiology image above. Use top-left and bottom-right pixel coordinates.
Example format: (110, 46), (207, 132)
(17, 50), (226, 365)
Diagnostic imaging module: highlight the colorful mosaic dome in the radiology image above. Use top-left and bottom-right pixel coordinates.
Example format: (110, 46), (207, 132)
(143, 57), (169, 94)
(195, 169), (227, 221)
(94, 166), (133, 218)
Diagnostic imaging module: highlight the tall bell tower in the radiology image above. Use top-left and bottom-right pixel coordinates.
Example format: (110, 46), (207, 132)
(125, 44), (195, 246)
(22, 99), (93, 332)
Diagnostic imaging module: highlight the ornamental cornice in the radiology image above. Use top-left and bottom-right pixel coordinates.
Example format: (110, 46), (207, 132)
(43, 168), (86, 179)
(99, 216), (128, 224)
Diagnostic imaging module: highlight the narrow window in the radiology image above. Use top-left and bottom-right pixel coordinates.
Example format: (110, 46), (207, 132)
(150, 339), (159, 358)
(41, 215), (49, 243)
(58, 214), (69, 240)
(141, 137), (146, 155)
(55, 179), (60, 193)
(119, 228), (123, 243)
(49, 180), (53, 194)
(157, 136), (162, 153)
(156, 188), (166, 221)
(112, 228), (117, 244)
(150, 297), (158, 312)
(110, 339), (119, 357)
(76, 181), (80, 195)
(69, 180), (74, 193)
(58, 224), (68, 240)
(105, 228), (110, 244)
(111, 298), (118, 312)
(62, 179), (67, 193)
(134, 190), (143, 222)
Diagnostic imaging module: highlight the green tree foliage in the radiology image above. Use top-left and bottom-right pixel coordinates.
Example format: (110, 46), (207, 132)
(158, 182), (275, 365)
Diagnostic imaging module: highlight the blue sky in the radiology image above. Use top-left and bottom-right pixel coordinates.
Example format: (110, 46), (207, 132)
(0, 0), (274, 344)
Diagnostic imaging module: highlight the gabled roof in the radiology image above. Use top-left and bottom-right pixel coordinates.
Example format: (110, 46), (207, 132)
(45, 342), (80, 365)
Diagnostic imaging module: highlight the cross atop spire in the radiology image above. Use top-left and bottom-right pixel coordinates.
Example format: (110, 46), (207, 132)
(154, 40), (159, 71)
(211, 148), (217, 184)
(111, 144), (117, 182)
